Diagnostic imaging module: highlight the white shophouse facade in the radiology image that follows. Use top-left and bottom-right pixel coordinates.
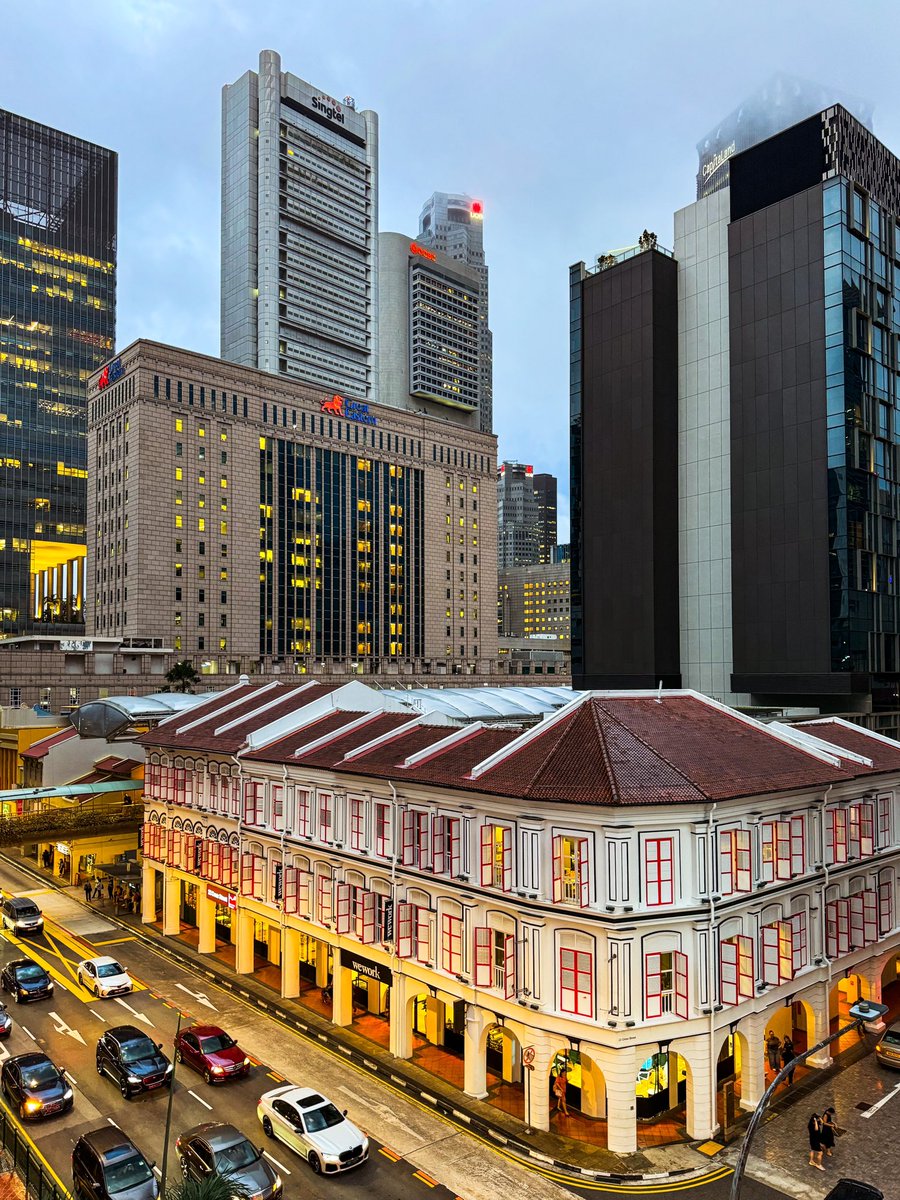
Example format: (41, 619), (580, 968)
(139, 682), (900, 1152)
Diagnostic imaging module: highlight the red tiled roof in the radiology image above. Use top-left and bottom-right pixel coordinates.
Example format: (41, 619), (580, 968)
(242, 709), (384, 762)
(796, 719), (900, 773)
(21, 727), (78, 759)
(93, 756), (141, 775)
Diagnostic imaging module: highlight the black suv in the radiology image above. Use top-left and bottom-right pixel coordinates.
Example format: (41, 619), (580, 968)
(96, 1026), (173, 1099)
(73, 1128), (158, 1200)
(1, 1052), (72, 1120)
(1, 959), (53, 1003)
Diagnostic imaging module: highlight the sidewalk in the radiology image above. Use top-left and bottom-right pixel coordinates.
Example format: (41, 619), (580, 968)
(5, 852), (884, 1189)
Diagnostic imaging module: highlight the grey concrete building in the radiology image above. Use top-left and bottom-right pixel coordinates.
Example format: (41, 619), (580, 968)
(497, 461), (539, 569)
(221, 50), (378, 402)
(417, 193), (492, 431)
(498, 561), (570, 640)
(532, 472), (558, 564)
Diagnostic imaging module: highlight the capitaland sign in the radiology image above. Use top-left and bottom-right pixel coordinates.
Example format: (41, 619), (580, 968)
(320, 393), (378, 426)
(207, 884), (237, 911)
(339, 948), (392, 987)
(701, 141), (736, 183)
(97, 357), (124, 391)
(311, 94), (345, 125)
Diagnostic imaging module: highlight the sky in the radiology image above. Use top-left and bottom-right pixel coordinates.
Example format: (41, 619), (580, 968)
(5, 0), (900, 543)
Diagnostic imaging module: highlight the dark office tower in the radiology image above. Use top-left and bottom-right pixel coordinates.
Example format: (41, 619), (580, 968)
(532, 472), (557, 564)
(569, 245), (680, 689)
(0, 110), (116, 635)
(497, 461), (538, 568)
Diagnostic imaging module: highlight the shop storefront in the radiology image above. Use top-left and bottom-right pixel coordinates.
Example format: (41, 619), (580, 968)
(340, 948), (391, 1021)
(410, 989), (465, 1056)
(298, 932), (321, 985)
(181, 881), (197, 926)
(207, 884), (237, 945)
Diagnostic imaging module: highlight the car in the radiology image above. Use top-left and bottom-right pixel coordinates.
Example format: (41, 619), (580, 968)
(77, 957), (134, 998)
(0, 1002), (13, 1038)
(1, 897), (43, 936)
(874, 1020), (900, 1069)
(824, 1181), (884, 1200)
(72, 1127), (159, 1200)
(257, 1084), (368, 1174)
(0, 958), (53, 1003)
(175, 1123), (281, 1199)
(174, 1024), (251, 1085)
(1, 1052), (73, 1120)
(96, 1025), (173, 1099)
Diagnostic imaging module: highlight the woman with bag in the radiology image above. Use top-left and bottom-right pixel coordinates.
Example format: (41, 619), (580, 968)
(807, 1113), (824, 1170)
(553, 1068), (569, 1116)
(820, 1107), (837, 1157)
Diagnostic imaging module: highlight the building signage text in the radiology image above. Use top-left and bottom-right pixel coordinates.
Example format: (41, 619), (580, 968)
(409, 242), (436, 262)
(207, 884), (237, 911)
(701, 141), (736, 183)
(311, 95), (345, 125)
(97, 358), (123, 391)
(60, 639), (92, 652)
(339, 948), (392, 987)
(320, 394), (378, 427)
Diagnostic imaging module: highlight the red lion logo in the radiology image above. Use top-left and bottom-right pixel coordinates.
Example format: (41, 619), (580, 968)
(321, 394), (344, 416)
(97, 365), (110, 390)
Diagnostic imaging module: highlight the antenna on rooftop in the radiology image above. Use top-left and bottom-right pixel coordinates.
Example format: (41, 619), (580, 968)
(656, 680), (663, 703)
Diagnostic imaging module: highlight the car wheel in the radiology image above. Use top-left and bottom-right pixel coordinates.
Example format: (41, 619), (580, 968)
(175, 1048), (183, 1064)
(18, 1104), (26, 1121)
(180, 1159), (189, 1181)
(262, 1116), (273, 1138)
(96, 1059), (104, 1076)
(203, 1070), (212, 1085)
(308, 1153), (322, 1175)
(120, 1081), (131, 1100)
(94, 984), (100, 998)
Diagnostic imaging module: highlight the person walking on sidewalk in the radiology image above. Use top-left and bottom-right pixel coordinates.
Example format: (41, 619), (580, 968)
(808, 1112), (825, 1170)
(83, 879), (92, 903)
(552, 1068), (569, 1116)
(766, 1029), (780, 1074)
(92, 878), (103, 900)
(781, 1034), (796, 1086)
(821, 1107), (837, 1158)
(106, 878), (113, 901)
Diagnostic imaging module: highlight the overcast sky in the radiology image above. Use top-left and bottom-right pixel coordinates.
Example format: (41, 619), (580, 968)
(6, 0), (900, 541)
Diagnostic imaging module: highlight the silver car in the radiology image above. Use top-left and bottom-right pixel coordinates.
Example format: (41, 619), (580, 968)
(875, 1021), (900, 1069)
(175, 1123), (281, 1199)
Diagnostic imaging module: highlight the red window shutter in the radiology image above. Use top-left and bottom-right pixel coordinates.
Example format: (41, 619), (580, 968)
(735, 830), (752, 891)
(474, 927), (491, 987)
(240, 852), (253, 895)
(774, 822), (791, 880)
(778, 921), (793, 981)
(397, 902), (413, 958)
(210, 841), (221, 883)
(502, 827), (513, 893)
(200, 839), (210, 878)
(645, 952), (663, 1018)
(861, 890), (878, 946)
(361, 891), (377, 944)
(448, 818), (461, 877)
(788, 911), (807, 973)
(432, 817), (445, 874)
(719, 939), (738, 1006)
(552, 835), (562, 903)
(253, 854), (264, 898)
(297, 791), (310, 837)
(416, 908), (432, 962)
(297, 870), (312, 915)
(577, 837), (590, 907)
(737, 935), (754, 997)
(504, 934), (517, 1000)
(416, 812), (430, 870)
(837, 897), (851, 955)
(850, 893), (864, 949)
(790, 816), (805, 875)
(878, 796), (892, 848)
(860, 803), (875, 857)
(879, 875), (894, 935)
(335, 882), (352, 934)
(674, 951), (689, 1019)
(760, 823), (775, 883)
(480, 824), (493, 887)
(283, 867), (298, 914)
(761, 924), (780, 985)
(719, 831), (734, 896)
(401, 810), (415, 866)
(166, 829), (177, 865)
(576, 950), (593, 1017)
(825, 900), (838, 958)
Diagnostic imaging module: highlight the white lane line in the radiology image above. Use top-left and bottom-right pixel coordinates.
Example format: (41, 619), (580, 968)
(21, 1026), (35, 1041)
(114, 997), (153, 1026)
(65, 1071), (77, 1086)
(53, 979), (69, 993)
(862, 1080), (900, 1118)
(262, 1150), (291, 1175)
(89, 1010), (106, 1022)
(188, 1089), (212, 1111)
(107, 1118), (118, 1127)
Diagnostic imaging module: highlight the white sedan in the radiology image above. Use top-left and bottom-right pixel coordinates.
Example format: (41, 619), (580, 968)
(257, 1085), (368, 1174)
(76, 956), (134, 998)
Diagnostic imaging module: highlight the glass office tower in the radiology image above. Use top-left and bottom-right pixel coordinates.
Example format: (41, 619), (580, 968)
(0, 109), (116, 634)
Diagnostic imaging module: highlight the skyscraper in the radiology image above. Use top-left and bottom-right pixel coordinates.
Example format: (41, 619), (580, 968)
(418, 192), (492, 431)
(0, 109), (116, 636)
(497, 461), (539, 568)
(571, 104), (900, 714)
(532, 472), (558, 563)
(221, 50), (378, 401)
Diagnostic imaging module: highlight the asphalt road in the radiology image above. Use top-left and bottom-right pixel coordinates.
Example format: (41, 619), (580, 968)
(0, 856), (799, 1200)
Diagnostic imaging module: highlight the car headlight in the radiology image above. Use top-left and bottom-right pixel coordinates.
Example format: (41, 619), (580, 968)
(212, 1066), (225, 1074)
(273, 1175), (283, 1191)
(164, 1063), (174, 1074)
(126, 1075), (141, 1084)
(23, 1099), (41, 1113)
(63, 1087), (73, 1100)
(243, 1057), (251, 1066)
(47, 982), (53, 991)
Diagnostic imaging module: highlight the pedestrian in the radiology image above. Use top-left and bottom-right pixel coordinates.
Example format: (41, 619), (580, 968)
(808, 1112), (825, 1170)
(106, 879), (114, 900)
(781, 1035), (796, 1086)
(92, 878), (103, 900)
(126, 894), (134, 914)
(766, 1029), (780, 1074)
(83, 879), (92, 903)
(41, 849), (50, 870)
(821, 1107), (836, 1158)
(552, 1068), (569, 1116)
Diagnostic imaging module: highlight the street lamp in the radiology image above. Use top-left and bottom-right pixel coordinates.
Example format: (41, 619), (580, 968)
(160, 1009), (183, 1195)
(730, 999), (888, 1200)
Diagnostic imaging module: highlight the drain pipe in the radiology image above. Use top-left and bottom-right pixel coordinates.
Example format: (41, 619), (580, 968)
(706, 801), (718, 1138)
(818, 785), (834, 1030)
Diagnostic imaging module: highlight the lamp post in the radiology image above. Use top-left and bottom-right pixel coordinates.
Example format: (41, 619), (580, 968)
(730, 999), (888, 1200)
(160, 1009), (183, 1196)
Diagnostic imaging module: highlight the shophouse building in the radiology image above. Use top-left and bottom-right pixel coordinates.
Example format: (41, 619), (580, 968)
(138, 678), (900, 1153)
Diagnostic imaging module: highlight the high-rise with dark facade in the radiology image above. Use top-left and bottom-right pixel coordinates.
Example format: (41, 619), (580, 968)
(497, 460), (538, 568)
(572, 105), (900, 714)
(221, 51), (378, 402)
(532, 472), (558, 564)
(0, 109), (116, 636)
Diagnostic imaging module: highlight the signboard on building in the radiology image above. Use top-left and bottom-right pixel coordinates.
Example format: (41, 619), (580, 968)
(207, 884), (237, 911)
(60, 639), (93, 651)
(339, 948), (392, 987)
(97, 358), (123, 391)
(320, 394), (378, 427)
(382, 899), (394, 943)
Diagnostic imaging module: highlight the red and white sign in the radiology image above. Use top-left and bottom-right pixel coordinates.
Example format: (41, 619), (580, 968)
(207, 884), (237, 911)
(409, 241), (437, 262)
(522, 1046), (536, 1066)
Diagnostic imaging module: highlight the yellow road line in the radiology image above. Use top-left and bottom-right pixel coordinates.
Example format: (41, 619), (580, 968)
(1, 930), (95, 1003)
(41, 916), (147, 991)
(92, 936), (138, 946)
(413, 1170), (438, 1187)
(378, 1147), (401, 1161)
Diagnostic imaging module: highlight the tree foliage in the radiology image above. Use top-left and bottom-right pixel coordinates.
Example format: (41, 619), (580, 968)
(164, 661), (201, 694)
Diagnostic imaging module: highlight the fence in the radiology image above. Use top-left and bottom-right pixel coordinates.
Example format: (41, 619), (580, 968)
(0, 800), (143, 847)
(0, 1105), (68, 1199)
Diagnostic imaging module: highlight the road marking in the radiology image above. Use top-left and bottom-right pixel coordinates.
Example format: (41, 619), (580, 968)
(188, 1089), (212, 1111)
(64, 1071), (77, 1086)
(113, 997), (153, 1026)
(89, 1010), (106, 1022)
(21, 1026), (35, 1041)
(91, 937), (137, 946)
(262, 1150), (291, 1175)
(49, 1011), (86, 1045)
(861, 1080), (900, 1118)
(413, 1170), (438, 1188)
(107, 1118), (118, 1127)
(176, 983), (217, 1011)
(379, 1147), (401, 1162)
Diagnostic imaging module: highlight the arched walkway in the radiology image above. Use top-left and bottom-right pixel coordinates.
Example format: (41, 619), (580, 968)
(547, 1046), (609, 1146)
(406, 990), (465, 1088)
(715, 1031), (750, 1131)
(830, 974), (872, 1054)
(762, 998), (816, 1088)
(481, 1024), (524, 1120)
(635, 1050), (691, 1147)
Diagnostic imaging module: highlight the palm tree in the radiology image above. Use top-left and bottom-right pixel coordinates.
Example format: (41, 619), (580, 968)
(165, 1173), (252, 1200)
(164, 660), (201, 693)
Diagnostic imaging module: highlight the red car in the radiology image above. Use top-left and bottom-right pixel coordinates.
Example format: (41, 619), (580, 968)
(173, 1025), (251, 1085)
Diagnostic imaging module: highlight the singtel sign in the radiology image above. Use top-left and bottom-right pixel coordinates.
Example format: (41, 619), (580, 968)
(311, 95), (345, 125)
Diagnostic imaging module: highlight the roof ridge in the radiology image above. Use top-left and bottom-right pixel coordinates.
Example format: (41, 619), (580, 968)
(510, 704), (602, 798)
(591, 698), (708, 797)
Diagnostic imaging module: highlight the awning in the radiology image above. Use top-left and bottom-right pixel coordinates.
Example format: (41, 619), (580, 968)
(0, 780), (141, 803)
(94, 861), (142, 881)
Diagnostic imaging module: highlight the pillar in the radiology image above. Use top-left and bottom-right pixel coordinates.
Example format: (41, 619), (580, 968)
(389, 973), (413, 1060)
(332, 960), (352, 1027)
(235, 908), (255, 975)
(804, 981), (833, 1068)
(525, 1046), (554, 1132)
(197, 888), (216, 955)
(463, 1005), (489, 1098)
(667, 1051), (680, 1112)
(141, 864), (156, 924)
(163, 870), (180, 936)
(281, 927), (301, 999)
(365, 978), (381, 1014)
(683, 1039), (717, 1141)
(738, 1032), (766, 1112)
(315, 940), (330, 987)
(601, 1045), (638, 1154)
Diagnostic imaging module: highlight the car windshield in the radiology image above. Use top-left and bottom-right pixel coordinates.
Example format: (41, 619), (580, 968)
(23, 1062), (60, 1089)
(104, 1157), (154, 1194)
(883, 1030), (900, 1045)
(119, 1038), (156, 1064)
(15, 966), (45, 983)
(303, 1103), (345, 1133)
(199, 1034), (234, 1054)
(214, 1140), (259, 1171)
(15, 905), (39, 917)
(97, 963), (124, 979)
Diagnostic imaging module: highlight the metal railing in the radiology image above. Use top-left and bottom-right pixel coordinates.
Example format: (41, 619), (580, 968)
(0, 1105), (68, 1199)
(0, 799), (143, 847)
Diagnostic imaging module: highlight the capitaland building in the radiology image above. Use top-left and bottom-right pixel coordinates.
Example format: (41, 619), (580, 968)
(221, 50), (378, 401)
(86, 340), (496, 671)
(0, 109), (117, 636)
(137, 678), (900, 1152)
